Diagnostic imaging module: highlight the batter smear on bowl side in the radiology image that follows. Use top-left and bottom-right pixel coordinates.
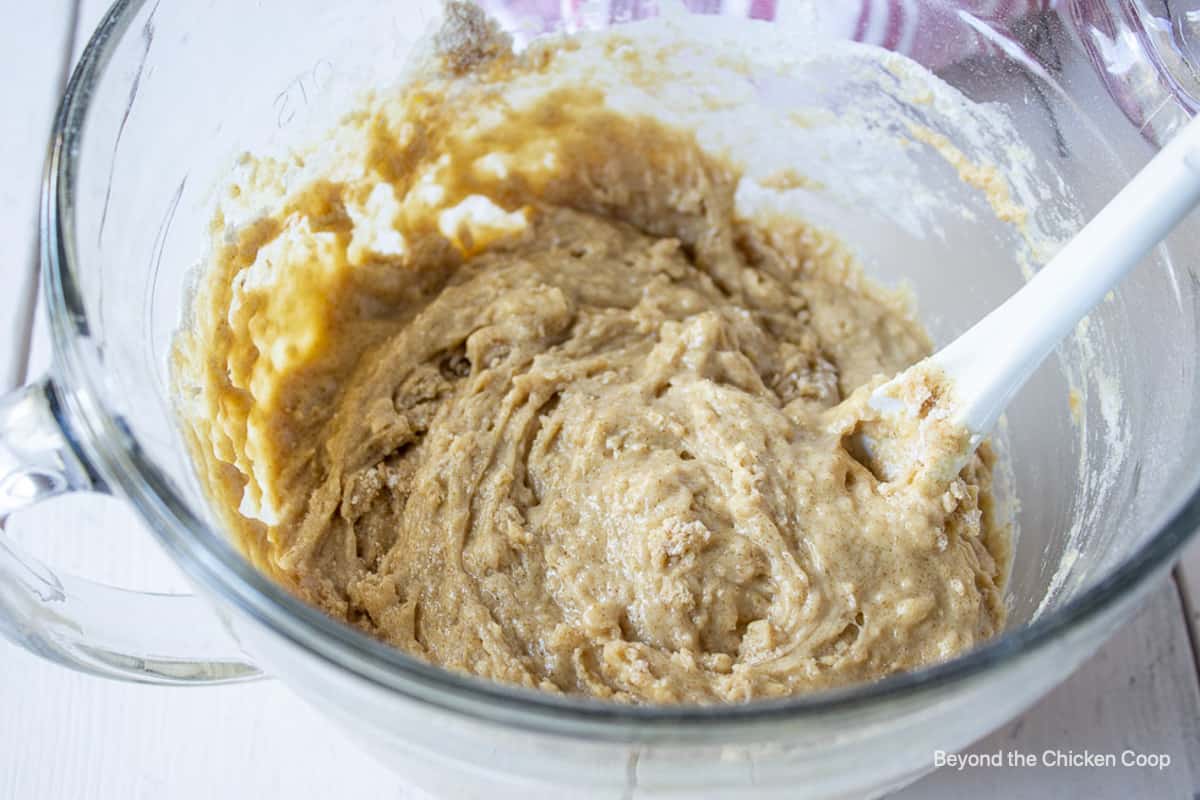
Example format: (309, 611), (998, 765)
(172, 3), (1008, 703)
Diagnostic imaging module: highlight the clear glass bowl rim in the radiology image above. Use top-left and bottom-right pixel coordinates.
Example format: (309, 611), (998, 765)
(39, 0), (1200, 739)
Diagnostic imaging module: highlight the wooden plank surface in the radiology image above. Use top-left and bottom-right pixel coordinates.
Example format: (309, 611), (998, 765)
(0, 1), (77, 389)
(7, 5), (406, 800)
(1175, 541), (1200, 673)
(904, 578), (1200, 798)
(1, 3), (1199, 798)
(0, 5), (415, 799)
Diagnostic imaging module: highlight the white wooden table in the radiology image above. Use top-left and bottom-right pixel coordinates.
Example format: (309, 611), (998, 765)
(2, 4), (1199, 798)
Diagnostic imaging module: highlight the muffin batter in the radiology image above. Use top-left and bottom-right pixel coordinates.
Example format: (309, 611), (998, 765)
(172, 5), (1007, 703)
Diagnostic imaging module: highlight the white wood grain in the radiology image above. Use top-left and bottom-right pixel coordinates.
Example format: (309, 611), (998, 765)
(0, 1), (77, 388)
(23, 0), (105, 380)
(904, 578), (1200, 798)
(1, 642), (416, 800)
(2, 3), (1199, 799)
(2, 4), (408, 797)
(1176, 541), (1200, 672)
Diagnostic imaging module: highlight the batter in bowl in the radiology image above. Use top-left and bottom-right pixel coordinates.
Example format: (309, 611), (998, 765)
(172, 3), (1008, 703)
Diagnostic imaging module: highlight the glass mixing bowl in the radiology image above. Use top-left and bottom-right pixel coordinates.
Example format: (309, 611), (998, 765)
(2, 1), (1199, 796)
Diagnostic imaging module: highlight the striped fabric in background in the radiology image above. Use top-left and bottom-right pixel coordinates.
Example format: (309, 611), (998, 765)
(481, 0), (1060, 70)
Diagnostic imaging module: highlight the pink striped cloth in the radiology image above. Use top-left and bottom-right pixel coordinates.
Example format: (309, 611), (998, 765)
(481, 0), (1060, 70)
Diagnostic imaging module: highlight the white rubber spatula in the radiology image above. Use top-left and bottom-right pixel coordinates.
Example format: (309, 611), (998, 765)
(860, 114), (1200, 483)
